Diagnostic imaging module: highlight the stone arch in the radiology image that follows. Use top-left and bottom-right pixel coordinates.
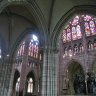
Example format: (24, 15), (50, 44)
(0, 0), (47, 57)
(65, 59), (85, 74)
(63, 59), (86, 95)
(67, 60), (84, 78)
(85, 57), (96, 95)
(25, 71), (37, 95)
(12, 70), (20, 96)
(26, 70), (37, 83)
(11, 28), (40, 58)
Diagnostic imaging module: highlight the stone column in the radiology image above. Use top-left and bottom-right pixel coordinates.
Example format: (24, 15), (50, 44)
(7, 60), (16, 96)
(41, 48), (48, 96)
(41, 48), (58, 96)
(0, 58), (12, 96)
(19, 39), (29, 96)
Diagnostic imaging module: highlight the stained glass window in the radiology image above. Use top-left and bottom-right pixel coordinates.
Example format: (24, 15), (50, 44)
(61, 14), (96, 43)
(17, 41), (25, 57)
(72, 26), (77, 40)
(61, 30), (66, 43)
(28, 34), (39, 58)
(66, 27), (71, 41)
(76, 25), (82, 39)
(28, 40), (34, 56)
(72, 16), (80, 40)
(90, 21), (95, 35)
(15, 77), (20, 92)
(83, 15), (96, 36)
(27, 78), (33, 93)
(84, 20), (91, 36)
(61, 15), (81, 43)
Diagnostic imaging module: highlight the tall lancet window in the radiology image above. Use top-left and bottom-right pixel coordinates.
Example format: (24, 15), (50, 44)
(28, 34), (39, 58)
(27, 78), (33, 93)
(17, 41), (25, 57)
(15, 77), (20, 92)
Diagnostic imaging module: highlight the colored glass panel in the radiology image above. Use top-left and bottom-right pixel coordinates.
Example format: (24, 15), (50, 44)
(83, 15), (96, 36)
(76, 25), (82, 39)
(72, 26), (77, 40)
(89, 20), (96, 35)
(61, 14), (96, 43)
(72, 16), (79, 25)
(66, 28), (71, 41)
(84, 22), (90, 36)
(17, 41), (25, 56)
(15, 77), (20, 92)
(27, 78), (33, 93)
(62, 30), (66, 42)
(84, 15), (91, 21)
(28, 34), (39, 58)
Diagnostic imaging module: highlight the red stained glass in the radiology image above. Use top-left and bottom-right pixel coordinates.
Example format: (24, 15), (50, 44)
(84, 22), (90, 36)
(61, 14), (96, 43)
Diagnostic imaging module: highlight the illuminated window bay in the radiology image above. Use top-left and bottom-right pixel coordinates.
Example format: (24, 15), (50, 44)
(15, 77), (20, 92)
(27, 78), (34, 93)
(61, 14), (96, 43)
(28, 34), (39, 58)
(16, 34), (39, 59)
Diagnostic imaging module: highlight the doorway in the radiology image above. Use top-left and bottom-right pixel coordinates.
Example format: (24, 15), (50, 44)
(66, 61), (86, 95)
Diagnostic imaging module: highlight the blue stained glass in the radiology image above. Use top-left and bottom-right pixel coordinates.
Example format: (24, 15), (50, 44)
(61, 14), (96, 43)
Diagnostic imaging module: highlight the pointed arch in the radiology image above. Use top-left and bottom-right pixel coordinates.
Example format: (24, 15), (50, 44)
(12, 70), (20, 96)
(51, 5), (96, 49)
(0, 1), (47, 58)
(11, 28), (40, 58)
(67, 60), (84, 75)
(26, 71), (36, 94)
(64, 60), (86, 95)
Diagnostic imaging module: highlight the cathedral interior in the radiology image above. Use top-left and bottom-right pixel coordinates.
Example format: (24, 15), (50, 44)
(1, 0), (96, 96)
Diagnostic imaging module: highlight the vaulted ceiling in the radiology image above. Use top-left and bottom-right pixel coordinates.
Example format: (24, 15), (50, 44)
(0, 0), (96, 55)
(1, 0), (96, 34)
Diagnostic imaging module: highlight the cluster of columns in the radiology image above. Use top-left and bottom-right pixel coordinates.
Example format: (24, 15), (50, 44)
(41, 47), (58, 96)
(0, 58), (13, 96)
